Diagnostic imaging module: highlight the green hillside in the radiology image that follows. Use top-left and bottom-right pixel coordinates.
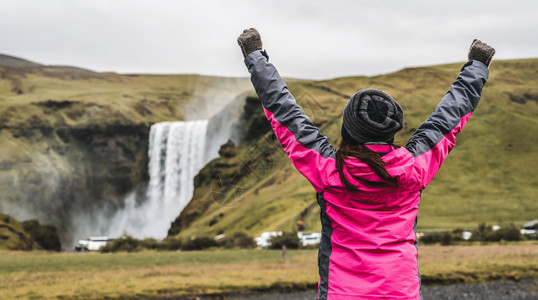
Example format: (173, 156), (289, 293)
(0, 54), (536, 246)
(0, 54), (251, 246)
(169, 59), (538, 240)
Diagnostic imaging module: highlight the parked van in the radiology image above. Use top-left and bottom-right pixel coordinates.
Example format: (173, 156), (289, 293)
(74, 236), (113, 251)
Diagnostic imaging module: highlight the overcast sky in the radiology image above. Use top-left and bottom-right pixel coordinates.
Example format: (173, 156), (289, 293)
(0, 0), (536, 79)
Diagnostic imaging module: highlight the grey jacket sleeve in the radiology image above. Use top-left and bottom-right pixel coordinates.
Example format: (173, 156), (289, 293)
(244, 50), (336, 192)
(405, 60), (489, 188)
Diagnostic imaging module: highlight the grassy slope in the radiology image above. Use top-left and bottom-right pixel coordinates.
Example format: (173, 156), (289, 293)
(174, 59), (538, 239)
(0, 212), (40, 251)
(0, 245), (536, 299)
(0, 70), (251, 126)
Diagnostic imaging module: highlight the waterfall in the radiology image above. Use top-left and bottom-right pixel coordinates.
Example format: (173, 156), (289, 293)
(100, 93), (248, 241)
(106, 120), (208, 239)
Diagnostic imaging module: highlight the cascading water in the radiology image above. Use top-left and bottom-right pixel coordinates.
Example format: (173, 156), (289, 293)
(101, 92), (249, 241)
(106, 120), (208, 239)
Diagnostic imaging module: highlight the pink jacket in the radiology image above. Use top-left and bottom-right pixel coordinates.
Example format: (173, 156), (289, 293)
(245, 50), (489, 299)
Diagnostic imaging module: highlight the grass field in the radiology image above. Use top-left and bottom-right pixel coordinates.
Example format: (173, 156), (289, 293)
(1, 244), (537, 299)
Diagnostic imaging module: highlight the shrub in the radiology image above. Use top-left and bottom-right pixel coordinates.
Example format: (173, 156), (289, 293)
(484, 231), (501, 242)
(140, 238), (158, 250)
(421, 223), (524, 245)
(451, 228), (465, 242)
(100, 235), (185, 253)
(219, 231), (257, 249)
(484, 223), (522, 242)
(499, 223), (523, 241)
(440, 231), (454, 246)
(420, 230), (459, 245)
(156, 238), (182, 251)
(419, 232), (443, 245)
(21, 219), (61, 251)
(181, 237), (219, 251)
(470, 223), (493, 241)
(100, 235), (143, 253)
(269, 232), (300, 249)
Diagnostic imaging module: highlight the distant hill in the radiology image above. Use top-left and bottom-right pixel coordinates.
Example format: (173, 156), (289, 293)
(0, 54), (43, 68)
(0, 53), (95, 72)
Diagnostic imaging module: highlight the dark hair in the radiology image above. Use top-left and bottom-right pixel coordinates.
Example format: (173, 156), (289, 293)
(336, 138), (398, 190)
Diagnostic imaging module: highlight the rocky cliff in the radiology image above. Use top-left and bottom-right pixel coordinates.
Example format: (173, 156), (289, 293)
(0, 54), (251, 247)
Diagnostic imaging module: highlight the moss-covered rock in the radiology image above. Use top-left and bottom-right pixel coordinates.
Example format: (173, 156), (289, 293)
(21, 219), (61, 251)
(0, 212), (39, 250)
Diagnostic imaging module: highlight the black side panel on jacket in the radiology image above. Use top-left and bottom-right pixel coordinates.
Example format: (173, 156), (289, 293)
(317, 192), (333, 299)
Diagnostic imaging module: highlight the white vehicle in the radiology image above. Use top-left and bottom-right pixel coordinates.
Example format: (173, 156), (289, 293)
(255, 231), (282, 248)
(298, 232), (321, 246)
(75, 236), (114, 251)
(255, 231), (322, 248)
(521, 229), (537, 235)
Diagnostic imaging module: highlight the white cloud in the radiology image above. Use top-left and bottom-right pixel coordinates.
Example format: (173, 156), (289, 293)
(0, 0), (536, 79)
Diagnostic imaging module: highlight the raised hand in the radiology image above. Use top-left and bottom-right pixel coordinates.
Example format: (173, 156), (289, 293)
(468, 39), (495, 67)
(237, 28), (262, 57)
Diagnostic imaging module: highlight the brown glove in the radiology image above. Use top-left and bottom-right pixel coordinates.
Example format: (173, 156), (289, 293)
(237, 28), (262, 57)
(468, 39), (495, 67)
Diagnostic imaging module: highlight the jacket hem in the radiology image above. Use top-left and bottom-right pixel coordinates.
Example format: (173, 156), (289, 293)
(320, 292), (420, 300)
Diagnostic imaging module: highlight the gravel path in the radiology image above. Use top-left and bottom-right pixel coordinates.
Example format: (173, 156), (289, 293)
(420, 279), (538, 300)
(161, 279), (538, 300)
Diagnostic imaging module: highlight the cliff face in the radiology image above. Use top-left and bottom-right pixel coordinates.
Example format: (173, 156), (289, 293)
(0, 121), (150, 246)
(0, 55), (251, 246)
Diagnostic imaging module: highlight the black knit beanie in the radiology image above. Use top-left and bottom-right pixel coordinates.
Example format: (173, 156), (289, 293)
(341, 89), (403, 144)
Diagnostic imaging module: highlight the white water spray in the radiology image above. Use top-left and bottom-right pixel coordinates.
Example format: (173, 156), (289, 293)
(101, 93), (248, 241)
(106, 120), (208, 239)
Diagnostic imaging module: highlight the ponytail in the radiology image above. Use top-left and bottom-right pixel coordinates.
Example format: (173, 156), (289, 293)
(336, 139), (398, 191)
